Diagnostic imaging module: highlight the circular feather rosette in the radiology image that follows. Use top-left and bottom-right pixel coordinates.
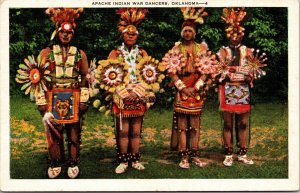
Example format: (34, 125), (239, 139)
(141, 63), (158, 84)
(194, 50), (217, 75)
(103, 66), (124, 86)
(162, 50), (186, 75)
(214, 48), (236, 82)
(96, 59), (126, 93)
(245, 49), (268, 79)
(136, 56), (165, 93)
(15, 55), (51, 100)
(214, 60), (231, 82)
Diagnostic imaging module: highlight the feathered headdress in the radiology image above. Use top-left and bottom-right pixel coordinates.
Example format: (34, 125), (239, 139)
(221, 7), (247, 40)
(45, 8), (84, 40)
(116, 8), (148, 34)
(180, 7), (208, 38)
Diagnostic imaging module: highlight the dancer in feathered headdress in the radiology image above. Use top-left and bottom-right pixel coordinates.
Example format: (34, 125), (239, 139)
(216, 8), (267, 167)
(180, 7), (208, 39)
(45, 8), (84, 40)
(95, 8), (164, 174)
(116, 8), (148, 35)
(221, 7), (247, 41)
(36, 8), (88, 179)
(162, 7), (216, 169)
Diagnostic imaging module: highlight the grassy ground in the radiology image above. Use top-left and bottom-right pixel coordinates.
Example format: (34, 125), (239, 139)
(10, 94), (288, 179)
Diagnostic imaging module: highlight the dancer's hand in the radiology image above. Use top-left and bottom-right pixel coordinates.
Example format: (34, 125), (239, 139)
(244, 75), (253, 83)
(126, 92), (138, 102)
(182, 87), (196, 97)
(79, 102), (89, 114)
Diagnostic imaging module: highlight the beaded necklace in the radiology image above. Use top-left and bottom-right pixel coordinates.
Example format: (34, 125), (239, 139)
(118, 43), (139, 83)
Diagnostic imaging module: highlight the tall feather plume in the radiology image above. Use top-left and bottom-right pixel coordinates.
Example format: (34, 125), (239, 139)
(221, 7), (247, 39)
(116, 8), (148, 33)
(181, 7), (208, 24)
(45, 8), (84, 28)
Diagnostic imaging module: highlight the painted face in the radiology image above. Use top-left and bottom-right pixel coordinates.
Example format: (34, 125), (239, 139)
(58, 30), (73, 45)
(182, 28), (195, 41)
(123, 31), (138, 47)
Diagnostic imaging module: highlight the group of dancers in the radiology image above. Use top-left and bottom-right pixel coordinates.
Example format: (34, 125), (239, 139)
(15, 7), (267, 178)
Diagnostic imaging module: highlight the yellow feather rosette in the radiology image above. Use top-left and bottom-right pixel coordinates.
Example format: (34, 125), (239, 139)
(136, 56), (166, 93)
(15, 55), (51, 100)
(96, 59), (127, 94)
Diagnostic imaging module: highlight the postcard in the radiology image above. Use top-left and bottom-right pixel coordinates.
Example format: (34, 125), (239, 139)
(0, 0), (299, 191)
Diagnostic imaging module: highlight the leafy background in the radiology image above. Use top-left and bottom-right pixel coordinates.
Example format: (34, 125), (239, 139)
(10, 8), (288, 106)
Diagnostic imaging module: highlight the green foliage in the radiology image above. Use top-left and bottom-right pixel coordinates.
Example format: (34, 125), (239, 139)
(244, 8), (288, 102)
(10, 8), (288, 104)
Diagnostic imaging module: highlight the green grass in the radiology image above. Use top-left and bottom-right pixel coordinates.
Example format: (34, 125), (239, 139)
(10, 94), (288, 179)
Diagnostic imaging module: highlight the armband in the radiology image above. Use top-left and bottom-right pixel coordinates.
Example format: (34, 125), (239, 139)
(80, 87), (89, 103)
(194, 79), (205, 91)
(229, 73), (245, 81)
(236, 66), (250, 75)
(174, 79), (187, 91)
(35, 92), (47, 105)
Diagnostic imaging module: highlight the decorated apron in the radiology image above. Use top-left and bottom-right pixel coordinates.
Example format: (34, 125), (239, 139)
(46, 45), (82, 123)
(112, 44), (148, 118)
(219, 45), (251, 113)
